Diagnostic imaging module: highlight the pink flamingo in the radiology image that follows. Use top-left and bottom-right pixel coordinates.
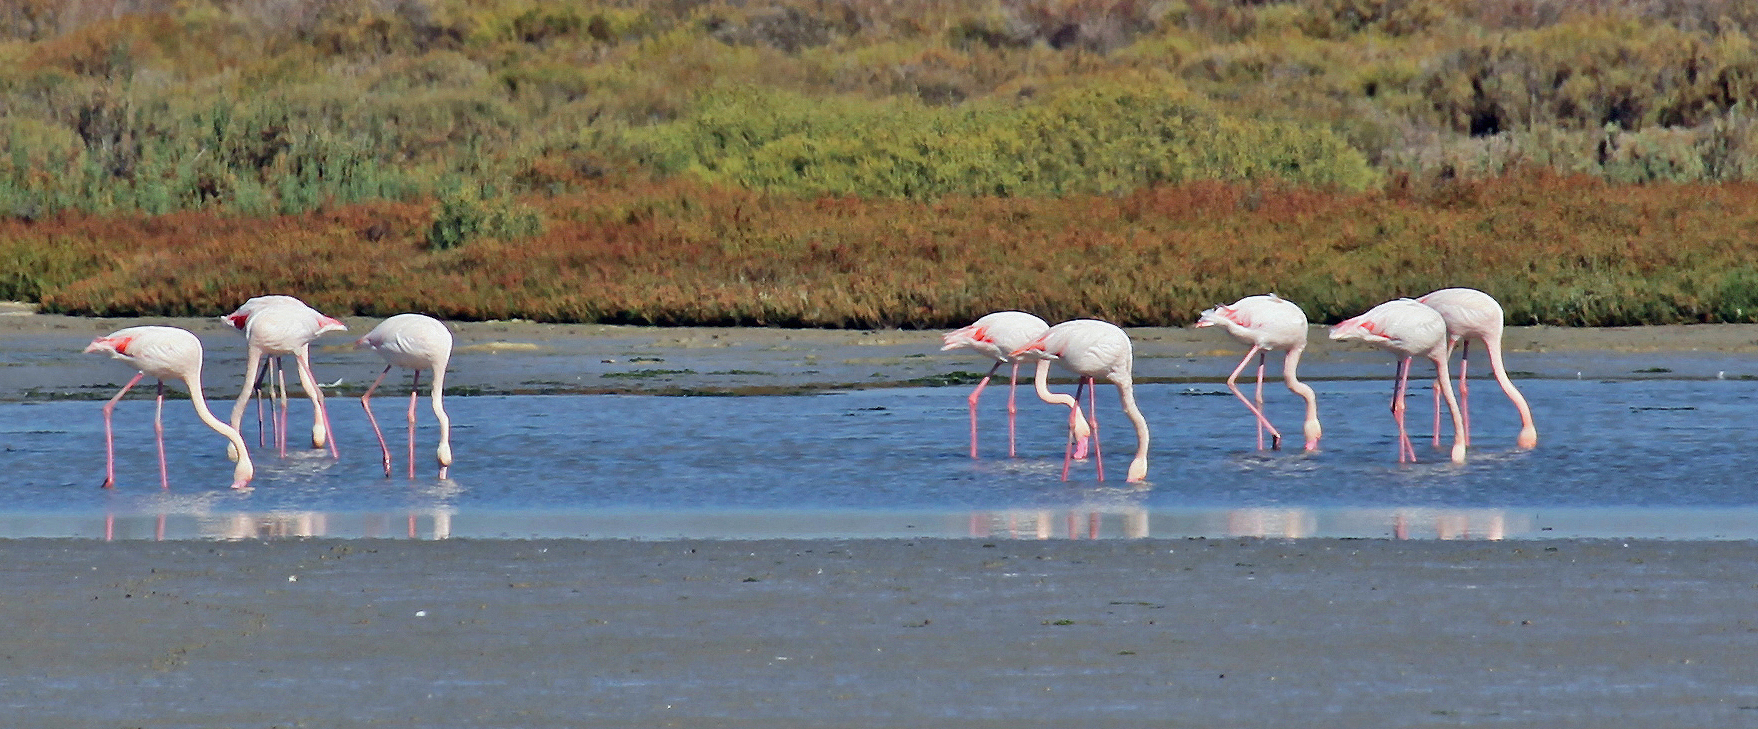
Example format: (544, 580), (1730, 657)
(357, 314), (454, 479)
(1196, 294), (1322, 451)
(1011, 320), (1150, 483)
(1330, 299), (1466, 464)
(84, 326), (254, 490)
(1418, 288), (1537, 450)
(224, 295), (307, 448)
(224, 297), (346, 459)
(940, 311), (1064, 458)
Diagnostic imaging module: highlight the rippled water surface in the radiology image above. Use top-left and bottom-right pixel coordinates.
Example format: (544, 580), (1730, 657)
(5, 378), (1757, 540)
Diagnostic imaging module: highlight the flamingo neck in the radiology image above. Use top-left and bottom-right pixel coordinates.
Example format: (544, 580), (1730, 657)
(1114, 378), (1150, 482)
(1282, 348), (1322, 449)
(186, 375), (254, 487)
(429, 361), (453, 470)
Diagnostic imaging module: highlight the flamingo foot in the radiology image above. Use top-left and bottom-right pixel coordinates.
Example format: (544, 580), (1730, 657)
(100, 477), (114, 489)
(1270, 433), (1282, 450)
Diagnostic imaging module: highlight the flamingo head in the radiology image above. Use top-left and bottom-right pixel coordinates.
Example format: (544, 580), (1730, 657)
(1328, 316), (1386, 344)
(1194, 305), (1232, 329)
(316, 315), (349, 335)
(83, 335), (132, 357)
(940, 324), (987, 351)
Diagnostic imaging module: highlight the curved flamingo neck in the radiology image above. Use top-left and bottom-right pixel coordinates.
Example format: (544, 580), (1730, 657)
(429, 361), (453, 476)
(1483, 337), (1537, 448)
(185, 375), (254, 488)
(1282, 347), (1322, 449)
(1113, 377), (1150, 482)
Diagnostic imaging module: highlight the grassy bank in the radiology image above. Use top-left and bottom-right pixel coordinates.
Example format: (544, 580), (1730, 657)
(9, 172), (1758, 328)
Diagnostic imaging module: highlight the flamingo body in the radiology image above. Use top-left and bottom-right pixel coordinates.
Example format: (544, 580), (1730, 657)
(941, 311), (1058, 458)
(358, 314), (454, 479)
(1417, 288), (1538, 449)
(1012, 320), (1150, 483)
(1330, 299), (1466, 464)
(84, 326), (254, 490)
(1196, 294), (1322, 450)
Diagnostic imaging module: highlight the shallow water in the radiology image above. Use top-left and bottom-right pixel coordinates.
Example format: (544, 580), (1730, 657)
(4, 377), (1757, 540)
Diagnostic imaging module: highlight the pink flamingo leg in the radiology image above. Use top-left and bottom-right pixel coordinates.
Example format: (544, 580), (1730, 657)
(1006, 362), (1021, 458)
(274, 358), (290, 458)
(100, 372), (145, 489)
(966, 362), (1001, 459)
(407, 370), (421, 479)
(1087, 376), (1105, 481)
(1225, 346), (1282, 451)
(1457, 340), (1472, 448)
(154, 381), (169, 490)
(1255, 353), (1274, 450)
(361, 365), (394, 477)
(1393, 357), (1416, 463)
(255, 358), (270, 447)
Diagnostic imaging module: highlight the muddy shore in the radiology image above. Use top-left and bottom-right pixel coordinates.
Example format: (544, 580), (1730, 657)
(5, 537), (1757, 728)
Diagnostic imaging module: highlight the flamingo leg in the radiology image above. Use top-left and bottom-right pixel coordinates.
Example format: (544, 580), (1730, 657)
(155, 380), (169, 490)
(1458, 340), (1472, 448)
(408, 370), (421, 479)
(100, 372), (145, 489)
(361, 365), (394, 477)
(966, 362), (1002, 459)
(1224, 346), (1282, 450)
(254, 358), (270, 447)
(1006, 362), (1021, 458)
(1393, 357), (1415, 463)
(1087, 377), (1104, 481)
(274, 358), (290, 458)
(1256, 353), (1277, 450)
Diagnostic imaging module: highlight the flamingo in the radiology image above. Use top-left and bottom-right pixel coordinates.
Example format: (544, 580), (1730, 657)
(224, 297), (346, 459)
(1329, 299), (1466, 464)
(1417, 288), (1538, 450)
(1195, 294), (1322, 451)
(940, 311), (1074, 458)
(1011, 320), (1150, 483)
(223, 295), (306, 449)
(83, 326), (254, 490)
(357, 314), (454, 479)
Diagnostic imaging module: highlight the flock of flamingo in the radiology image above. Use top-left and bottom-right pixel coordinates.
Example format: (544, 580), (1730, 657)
(84, 288), (1537, 491)
(85, 295), (452, 490)
(941, 287), (1538, 484)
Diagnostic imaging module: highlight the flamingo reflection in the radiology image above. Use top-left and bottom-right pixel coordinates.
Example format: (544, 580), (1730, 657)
(968, 506), (1149, 539)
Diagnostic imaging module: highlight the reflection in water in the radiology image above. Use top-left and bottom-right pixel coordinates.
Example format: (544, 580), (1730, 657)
(969, 507), (1151, 540)
(98, 508), (457, 541)
(14, 504), (1753, 540)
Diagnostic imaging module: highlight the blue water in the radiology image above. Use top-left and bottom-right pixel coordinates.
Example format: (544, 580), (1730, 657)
(5, 378), (1758, 540)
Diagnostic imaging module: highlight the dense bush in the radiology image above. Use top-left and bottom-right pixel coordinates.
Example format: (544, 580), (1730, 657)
(1, 0), (1758, 219)
(12, 173), (1758, 328)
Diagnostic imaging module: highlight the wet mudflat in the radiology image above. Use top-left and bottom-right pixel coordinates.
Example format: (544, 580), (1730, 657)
(4, 537), (1757, 728)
